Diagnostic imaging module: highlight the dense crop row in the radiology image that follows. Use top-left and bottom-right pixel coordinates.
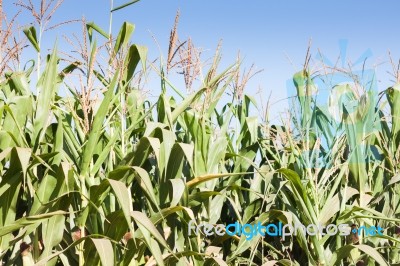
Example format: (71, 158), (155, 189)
(1, 1), (400, 265)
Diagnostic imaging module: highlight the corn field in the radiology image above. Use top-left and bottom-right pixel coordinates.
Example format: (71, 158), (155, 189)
(0, 1), (400, 266)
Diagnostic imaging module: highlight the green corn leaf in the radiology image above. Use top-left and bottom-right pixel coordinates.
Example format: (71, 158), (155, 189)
(39, 214), (65, 260)
(329, 244), (388, 266)
(108, 179), (133, 231)
(92, 238), (114, 266)
(113, 22), (135, 56)
(111, 0), (141, 12)
(123, 44), (148, 84)
(86, 22), (110, 41)
(131, 211), (171, 266)
(169, 179), (185, 207)
(171, 87), (206, 122)
(32, 46), (59, 149)
(80, 69), (120, 178)
(131, 166), (160, 208)
(104, 210), (128, 241)
(0, 96), (32, 150)
(0, 211), (66, 237)
(187, 172), (252, 187)
(9, 72), (31, 95)
(23, 26), (40, 52)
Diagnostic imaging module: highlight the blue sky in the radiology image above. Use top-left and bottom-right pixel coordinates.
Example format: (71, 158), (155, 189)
(4, 0), (400, 120)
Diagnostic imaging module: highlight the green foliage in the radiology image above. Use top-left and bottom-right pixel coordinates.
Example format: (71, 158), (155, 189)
(1, 4), (400, 266)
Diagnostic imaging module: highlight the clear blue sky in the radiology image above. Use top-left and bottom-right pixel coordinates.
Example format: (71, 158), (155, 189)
(4, 0), (400, 120)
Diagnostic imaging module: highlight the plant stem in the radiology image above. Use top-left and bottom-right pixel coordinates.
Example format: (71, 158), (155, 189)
(37, 22), (42, 86)
(79, 175), (88, 266)
(109, 0), (113, 39)
(108, 0), (114, 79)
(0, 0), (3, 64)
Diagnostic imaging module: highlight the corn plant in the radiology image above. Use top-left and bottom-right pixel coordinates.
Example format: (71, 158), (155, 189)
(1, 1), (400, 266)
